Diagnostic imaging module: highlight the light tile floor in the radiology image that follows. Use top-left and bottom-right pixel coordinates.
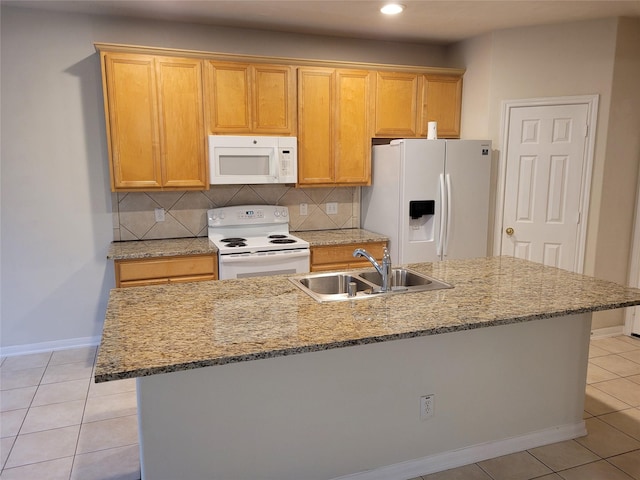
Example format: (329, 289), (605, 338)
(0, 346), (139, 479)
(2, 336), (640, 479)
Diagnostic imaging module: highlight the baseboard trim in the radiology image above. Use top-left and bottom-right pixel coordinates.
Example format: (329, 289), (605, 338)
(0, 336), (101, 357)
(332, 422), (586, 480)
(591, 325), (625, 339)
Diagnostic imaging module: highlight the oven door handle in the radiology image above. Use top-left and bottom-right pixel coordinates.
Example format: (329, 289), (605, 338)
(219, 249), (310, 264)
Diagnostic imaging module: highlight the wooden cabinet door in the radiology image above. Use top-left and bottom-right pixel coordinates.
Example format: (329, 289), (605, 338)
(298, 68), (372, 186)
(424, 75), (462, 138)
(252, 65), (296, 134)
(335, 70), (371, 185)
(373, 71), (424, 137)
(206, 61), (252, 132)
(206, 62), (296, 134)
(104, 53), (162, 190)
(310, 241), (387, 272)
(115, 254), (217, 287)
(297, 67), (334, 185)
(157, 57), (208, 189)
(103, 53), (207, 191)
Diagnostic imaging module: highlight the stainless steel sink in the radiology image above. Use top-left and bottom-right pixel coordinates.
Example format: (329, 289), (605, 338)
(290, 268), (452, 302)
(358, 268), (436, 289)
(299, 274), (373, 296)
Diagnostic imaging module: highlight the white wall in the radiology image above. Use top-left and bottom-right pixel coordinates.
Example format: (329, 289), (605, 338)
(450, 18), (640, 330)
(0, 6), (447, 351)
(138, 313), (590, 479)
(1, 8), (114, 350)
(593, 18), (640, 328)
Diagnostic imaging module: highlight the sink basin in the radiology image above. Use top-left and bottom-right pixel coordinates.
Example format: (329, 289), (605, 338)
(299, 274), (373, 295)
(358, 268), (435, 289)
(290, 268), (452, 302)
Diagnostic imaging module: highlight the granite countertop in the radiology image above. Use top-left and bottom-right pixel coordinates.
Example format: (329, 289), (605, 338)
(293, 228), (388, 246)
(106, 229), (386, 260)
(95, 256), (640, 382)
(107, 237), (217, 260)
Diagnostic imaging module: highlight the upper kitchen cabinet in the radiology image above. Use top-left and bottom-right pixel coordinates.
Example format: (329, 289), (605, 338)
(101, 52), (208, 191)
(297, 67), (372, 186)
(205, 62), (296, 135)
(372, 71), (463, 139)
(372, 71), (425, 138)
(423, 74), (462, 139)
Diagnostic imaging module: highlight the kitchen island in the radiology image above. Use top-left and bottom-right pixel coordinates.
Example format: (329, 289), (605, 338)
(96, 256), (640, 480)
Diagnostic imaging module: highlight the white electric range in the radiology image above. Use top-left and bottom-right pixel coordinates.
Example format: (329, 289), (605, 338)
(207, 205), (310, 280)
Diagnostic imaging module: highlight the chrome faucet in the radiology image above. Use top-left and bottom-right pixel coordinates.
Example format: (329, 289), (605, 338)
(353, 247), (392, 292)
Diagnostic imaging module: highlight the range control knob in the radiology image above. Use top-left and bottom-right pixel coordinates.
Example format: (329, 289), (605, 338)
(281, 209), (288, 217)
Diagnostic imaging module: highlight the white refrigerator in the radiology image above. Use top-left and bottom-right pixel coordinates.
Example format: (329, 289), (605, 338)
(361, 139), (492, 264)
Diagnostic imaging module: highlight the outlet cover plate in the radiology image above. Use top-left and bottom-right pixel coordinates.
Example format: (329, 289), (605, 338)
(154, 208), (165, 222)
(326, 202), (338, 215)
(420, 394), (434, 420)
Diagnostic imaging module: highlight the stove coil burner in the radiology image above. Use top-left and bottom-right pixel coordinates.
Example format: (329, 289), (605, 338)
(270, 238), (296, 244)
(221, 237), (247, 248)
(268, 234), (288, 239)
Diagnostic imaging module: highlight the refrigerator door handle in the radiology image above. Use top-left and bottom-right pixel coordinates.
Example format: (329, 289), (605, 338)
(437, 173), (446, 256)
(444, 173), (452, 256)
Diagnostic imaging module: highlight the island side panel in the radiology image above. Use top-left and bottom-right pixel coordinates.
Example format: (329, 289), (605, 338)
(137, 313), (591, 480)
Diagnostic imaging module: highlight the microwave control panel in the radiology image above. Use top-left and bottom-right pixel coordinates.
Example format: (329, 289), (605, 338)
(279, 148), (293, 176)
(276, 137), (297, 182)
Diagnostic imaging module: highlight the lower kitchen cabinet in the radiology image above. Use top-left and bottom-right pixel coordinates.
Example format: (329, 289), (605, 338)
(115, 254), (217, 288)
(310, 241), (387, 272)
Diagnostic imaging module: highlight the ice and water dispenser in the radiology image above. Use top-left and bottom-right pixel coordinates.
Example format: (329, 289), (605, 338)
(408, 200), (435, 242)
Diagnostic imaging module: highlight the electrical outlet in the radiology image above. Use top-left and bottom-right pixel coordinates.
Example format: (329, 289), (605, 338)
(300, 203), (308, 216)
(420, 394), (434, 420)
(154, 207), (165, 222)
(326, 202), (338, 215)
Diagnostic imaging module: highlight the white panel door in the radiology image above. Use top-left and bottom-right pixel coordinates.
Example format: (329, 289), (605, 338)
(501, 104), (588, 271)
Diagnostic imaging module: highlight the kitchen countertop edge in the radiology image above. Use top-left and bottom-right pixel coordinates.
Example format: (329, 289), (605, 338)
(94, 299), (636, 383)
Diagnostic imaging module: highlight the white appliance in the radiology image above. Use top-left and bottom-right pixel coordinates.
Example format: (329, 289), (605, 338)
(361, 139), (492, 264)
(208, 205), (310, 280)
(209, 135), (297, 184)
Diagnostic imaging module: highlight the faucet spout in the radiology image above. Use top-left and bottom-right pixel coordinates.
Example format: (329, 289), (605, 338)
(353, 247), (392, 292)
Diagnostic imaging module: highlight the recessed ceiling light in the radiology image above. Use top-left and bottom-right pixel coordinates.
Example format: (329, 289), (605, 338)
(380, 3), (405, 15)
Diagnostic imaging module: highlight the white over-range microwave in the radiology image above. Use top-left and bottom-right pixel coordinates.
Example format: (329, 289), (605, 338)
(209, 135), (297, 185)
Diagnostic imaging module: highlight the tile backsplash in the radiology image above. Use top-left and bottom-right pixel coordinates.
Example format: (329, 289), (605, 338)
(112, 185), (361, 241)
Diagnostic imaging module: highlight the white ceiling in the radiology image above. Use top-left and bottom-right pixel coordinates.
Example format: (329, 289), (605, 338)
(3, 0), (640, 45)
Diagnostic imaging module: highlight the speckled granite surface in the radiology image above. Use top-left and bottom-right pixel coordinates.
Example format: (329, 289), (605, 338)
(95, 256), (640, 382)
(106, 229), (385, 260)
(107, 237), (217, 260)
(294, 228), (388, 246)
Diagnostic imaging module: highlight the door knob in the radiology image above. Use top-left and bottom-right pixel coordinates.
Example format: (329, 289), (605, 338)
(505, 227), (514, 236)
